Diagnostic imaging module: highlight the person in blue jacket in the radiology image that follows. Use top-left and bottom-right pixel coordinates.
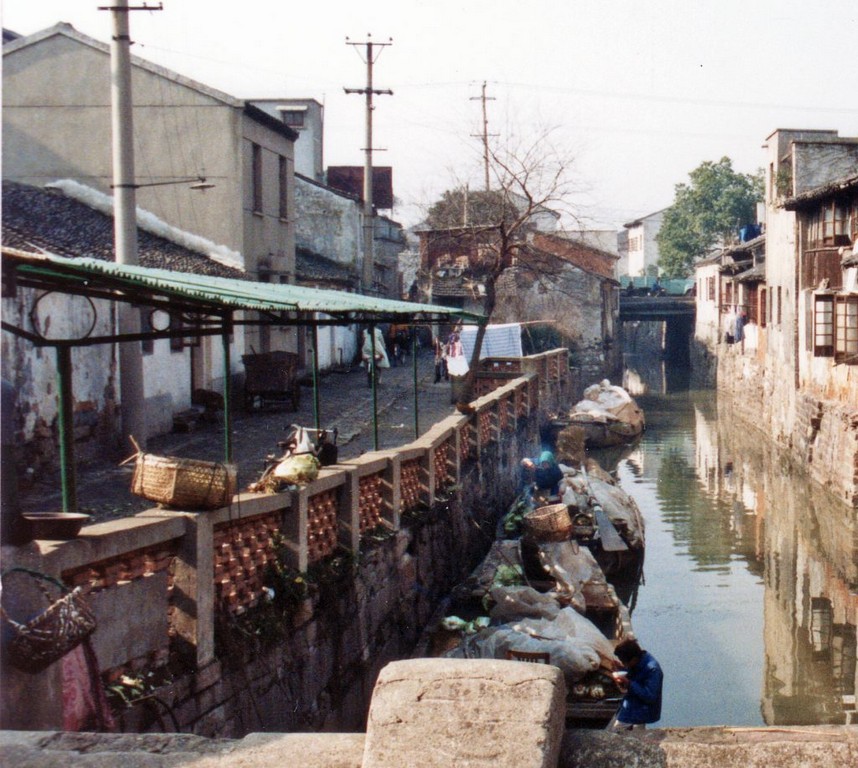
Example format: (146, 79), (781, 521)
(610, 638), (663, 731)
(521, 450), (563, 502)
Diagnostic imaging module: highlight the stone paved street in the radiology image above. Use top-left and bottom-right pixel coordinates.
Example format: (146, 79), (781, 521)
(19, 347), (460, 523)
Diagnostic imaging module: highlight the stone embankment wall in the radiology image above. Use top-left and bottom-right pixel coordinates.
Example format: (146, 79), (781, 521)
(693, 338), (858, 508)
(0, 350), (571, 737)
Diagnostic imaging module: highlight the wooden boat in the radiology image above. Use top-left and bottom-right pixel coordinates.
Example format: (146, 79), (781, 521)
(555, 381), (645, 449)
(414, 538), (634, 728)
(501, 463), (645, 586)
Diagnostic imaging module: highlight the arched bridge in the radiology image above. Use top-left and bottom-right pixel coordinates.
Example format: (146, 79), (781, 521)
(618, 295), (696, 322)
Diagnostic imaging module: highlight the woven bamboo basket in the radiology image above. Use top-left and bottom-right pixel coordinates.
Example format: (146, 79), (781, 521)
(523, 503), (573, 542)
(131, 452), (237, 510)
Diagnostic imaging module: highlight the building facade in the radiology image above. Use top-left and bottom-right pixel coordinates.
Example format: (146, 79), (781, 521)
(694, 128), (858, 507)
(623, 209), (666, 278)
(3, 22), (299, 360)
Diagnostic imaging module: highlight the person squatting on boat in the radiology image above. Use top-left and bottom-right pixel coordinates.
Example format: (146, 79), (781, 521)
(608, 638), (664, 731)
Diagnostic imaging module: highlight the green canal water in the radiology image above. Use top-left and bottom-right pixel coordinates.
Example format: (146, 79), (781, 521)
(600, 358), (857, 727)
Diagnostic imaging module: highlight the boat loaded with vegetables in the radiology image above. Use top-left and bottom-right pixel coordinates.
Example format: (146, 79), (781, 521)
(502, 458), (645, 586)
(414, 505), (635, 727)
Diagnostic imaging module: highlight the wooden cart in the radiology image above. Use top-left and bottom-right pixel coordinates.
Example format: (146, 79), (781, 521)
(242, 351), (301, 411)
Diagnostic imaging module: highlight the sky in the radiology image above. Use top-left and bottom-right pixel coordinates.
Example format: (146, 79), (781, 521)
(3, 0), (858, 232)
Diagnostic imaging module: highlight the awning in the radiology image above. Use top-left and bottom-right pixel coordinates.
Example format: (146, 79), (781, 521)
(2, 249), (485, 330)
(2, 248), (486, 514)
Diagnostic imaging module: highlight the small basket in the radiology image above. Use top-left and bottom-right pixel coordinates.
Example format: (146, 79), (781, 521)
(0, 568), (97, 674)
(130, 452), (237, 510)
(523, 503), (573, 542)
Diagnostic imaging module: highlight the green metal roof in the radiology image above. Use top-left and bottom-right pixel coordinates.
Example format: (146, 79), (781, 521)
(2, 250), (485, 324)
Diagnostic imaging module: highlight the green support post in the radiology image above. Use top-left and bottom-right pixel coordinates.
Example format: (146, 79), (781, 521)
(56, 345), (77, 513)
(413, 328), (419, 438)
(312, 323), (321, 432)
(222, 321), (233, 462)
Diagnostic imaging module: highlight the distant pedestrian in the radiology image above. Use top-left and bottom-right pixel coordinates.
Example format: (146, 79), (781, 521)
(433, 334), (448, 383)
(609, 638), (663, 732)
(362, 327), (390, 387)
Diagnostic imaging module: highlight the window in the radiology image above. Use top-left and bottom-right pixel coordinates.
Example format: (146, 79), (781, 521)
(759, 287), (767, 328)
(279, 156), (289, 220)
(813, 295), (834, 356)
(746, 285), (758, 325)
(808, 200), (851, 247)
(252, 143), (263, 213)
(777, 286), (782, 325)
(835, 295), (858, 363)
(707, 276), (715, 302)
(802, 249), (844, 290)
(281, 110), (305, 128)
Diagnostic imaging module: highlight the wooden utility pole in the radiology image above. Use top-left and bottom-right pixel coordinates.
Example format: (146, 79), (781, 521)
(344, 36), (393, 294)
(470, 81), (496, 192)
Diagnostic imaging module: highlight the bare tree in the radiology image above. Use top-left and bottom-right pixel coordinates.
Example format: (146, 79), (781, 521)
(424, 127), (584, 403)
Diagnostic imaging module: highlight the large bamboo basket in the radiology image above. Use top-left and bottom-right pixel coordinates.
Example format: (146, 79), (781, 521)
(523, 503), (573, 542)
(130, 449), (236, 511)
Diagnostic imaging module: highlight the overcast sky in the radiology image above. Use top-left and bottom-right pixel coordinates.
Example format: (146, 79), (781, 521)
(3, 0), (858, 231)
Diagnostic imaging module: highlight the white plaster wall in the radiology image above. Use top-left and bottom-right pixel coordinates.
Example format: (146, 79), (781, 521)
(643, 213), (664, 275)
(294, 179), (361, 269)
(694, 262), (721, 349)
(3, 33), (246, 259)
(627, 222), (645, 277)
(142, 342), (191, 437)
(249, 100), (324, 181)
(1, 289), (116, 445)
(241, 115), (296, 279)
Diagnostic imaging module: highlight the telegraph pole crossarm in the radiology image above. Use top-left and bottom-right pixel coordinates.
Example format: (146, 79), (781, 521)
(470, 81), (497, 192)
(344, 35), (393, 294)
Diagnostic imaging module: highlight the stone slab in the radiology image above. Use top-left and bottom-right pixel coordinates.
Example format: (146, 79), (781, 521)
(363, 658), (567, 768)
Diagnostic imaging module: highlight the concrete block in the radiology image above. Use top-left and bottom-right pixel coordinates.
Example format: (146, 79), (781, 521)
(88, 571), (170, 670)
(237, 733), (365, 768)
(363, 658), (566, 768)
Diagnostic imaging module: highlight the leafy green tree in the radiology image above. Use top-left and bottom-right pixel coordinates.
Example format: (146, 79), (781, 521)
(426, 188), (518, 229)
(656, 157), (763, 278)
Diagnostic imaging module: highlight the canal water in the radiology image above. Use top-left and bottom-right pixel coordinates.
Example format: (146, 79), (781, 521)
(595, 355), (857, 727)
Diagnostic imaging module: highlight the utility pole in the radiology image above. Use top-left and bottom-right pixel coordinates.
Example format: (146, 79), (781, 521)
(100, 0), (162, 448)
(470, 81), (496, 192)
(344, 35), (392, 294)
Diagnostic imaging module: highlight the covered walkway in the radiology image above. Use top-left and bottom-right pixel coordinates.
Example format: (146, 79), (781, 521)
(2, 250), (483, 514)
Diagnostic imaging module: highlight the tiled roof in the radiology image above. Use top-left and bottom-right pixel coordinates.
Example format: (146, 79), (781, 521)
(296, 247), (356, 287)
(784, 174), (858, 209)
(1, 181), (247, 279)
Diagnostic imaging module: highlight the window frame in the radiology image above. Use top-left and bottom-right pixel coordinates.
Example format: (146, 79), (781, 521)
(813, 293), (834, 357)
(834, 294), (858, 363)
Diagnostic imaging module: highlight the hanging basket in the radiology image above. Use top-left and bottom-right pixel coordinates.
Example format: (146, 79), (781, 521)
(0, 568), (97, 674)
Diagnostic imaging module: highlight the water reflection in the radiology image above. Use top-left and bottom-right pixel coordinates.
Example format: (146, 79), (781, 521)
(604, 365), (857, 726)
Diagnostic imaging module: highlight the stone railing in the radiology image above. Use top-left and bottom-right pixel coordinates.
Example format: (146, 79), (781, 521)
(0, 351), (569, 733)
